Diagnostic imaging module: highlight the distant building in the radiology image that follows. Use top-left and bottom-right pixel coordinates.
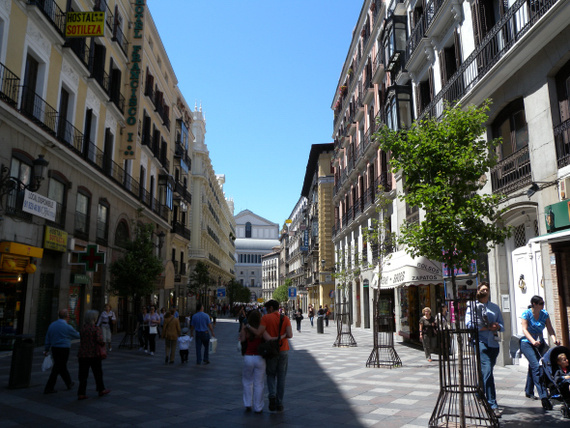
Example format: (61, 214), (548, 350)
(234, 210), (279, 301)
(261, 248), (280, 301)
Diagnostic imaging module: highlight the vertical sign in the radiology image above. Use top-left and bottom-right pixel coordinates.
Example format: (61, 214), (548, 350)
(122, 0), (146, 160)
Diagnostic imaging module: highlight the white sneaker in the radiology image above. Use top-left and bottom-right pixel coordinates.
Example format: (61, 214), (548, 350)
(150, 352), (154, 356)
(144, 349), (149, 354)
(138, 347), (143, 351)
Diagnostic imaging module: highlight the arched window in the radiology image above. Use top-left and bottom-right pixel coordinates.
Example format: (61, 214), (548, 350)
(245, 222), (252, 238)
(114, 220), (130, 248)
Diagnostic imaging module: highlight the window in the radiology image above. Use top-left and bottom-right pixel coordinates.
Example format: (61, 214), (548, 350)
(48, 175), (67, 226)
(114, 220), (130, 248)
(245, 222), (252, 238)
(492, 99), (528, 160)
(75, 191), (90, 237)
(96, 200), (109, 242)
(5, 154), (33, 217)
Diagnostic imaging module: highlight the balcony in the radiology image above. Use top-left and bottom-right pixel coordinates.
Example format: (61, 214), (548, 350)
(28, 0), (66, 37)
(490, 146), (532, 194)
(418, 0), (561, 122)
(0, 63), (20, 107)
(554, 118), (570, 168)
(172, 220), (191, 240)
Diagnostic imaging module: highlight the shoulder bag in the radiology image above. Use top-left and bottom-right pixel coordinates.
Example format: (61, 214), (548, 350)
(258, 314), (284, 359)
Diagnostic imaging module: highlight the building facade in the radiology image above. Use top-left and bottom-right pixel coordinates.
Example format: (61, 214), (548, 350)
(301, 143), (336, 311)
(261, 248), (280, 302)
(0, 0), (233, 347)
(234, 209), (279, 302)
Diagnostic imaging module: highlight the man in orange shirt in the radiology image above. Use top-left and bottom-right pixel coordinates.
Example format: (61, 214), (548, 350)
(254, 299), (293, 412)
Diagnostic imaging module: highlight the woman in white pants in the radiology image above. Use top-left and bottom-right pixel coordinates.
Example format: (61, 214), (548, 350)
(97, 304), (116, 351)
(239, 309), (266, 413)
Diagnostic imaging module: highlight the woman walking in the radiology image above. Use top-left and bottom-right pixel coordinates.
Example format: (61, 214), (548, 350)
(520, 295), (561, 410)
(239, 309), (265, 413)
(77, 310), (110, 400)
(419, 307), (436, 362)
(294, 307), (303, 332)
(96, 304), (116, 352)
(145, 305), (160, 356)
(162, 308), (180, 364)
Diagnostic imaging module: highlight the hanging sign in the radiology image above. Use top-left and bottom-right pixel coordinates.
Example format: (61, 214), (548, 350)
(65, 12), (105, 37)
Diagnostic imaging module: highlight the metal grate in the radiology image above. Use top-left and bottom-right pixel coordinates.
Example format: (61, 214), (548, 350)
(513, 223), (526, 248)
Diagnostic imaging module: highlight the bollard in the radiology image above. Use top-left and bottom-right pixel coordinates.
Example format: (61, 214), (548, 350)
(317, 316), (324, 334)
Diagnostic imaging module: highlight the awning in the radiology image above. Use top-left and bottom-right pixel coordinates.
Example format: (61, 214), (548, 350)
(528, 228), (570, 245)
(374, 250), (443, 289)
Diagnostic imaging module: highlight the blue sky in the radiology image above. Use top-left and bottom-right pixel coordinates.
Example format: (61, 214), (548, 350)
(146, 0), (360, 228)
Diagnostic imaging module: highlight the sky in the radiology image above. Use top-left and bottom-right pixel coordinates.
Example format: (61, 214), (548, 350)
(146, 0), (361, 228)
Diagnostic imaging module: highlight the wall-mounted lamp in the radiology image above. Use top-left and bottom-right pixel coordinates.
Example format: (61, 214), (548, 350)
(0, 154), (49, 198)
(527, 180), (558, 198)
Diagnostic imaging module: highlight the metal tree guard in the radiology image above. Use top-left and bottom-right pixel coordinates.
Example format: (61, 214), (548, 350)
(366, 313), (402, 368)
(333, 300), (357, 347)
(428, 299), (498, 428)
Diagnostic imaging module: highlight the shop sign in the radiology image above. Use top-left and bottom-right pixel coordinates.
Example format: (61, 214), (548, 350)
(44, 226), (68, 252)
(122, 0), (146, 160)
(22, 190), (56, 221)
(65, 12), (105, 37)
(77, 245), (106, 272)
(544, 200), (570, 232)
(73, 274), (90, 284)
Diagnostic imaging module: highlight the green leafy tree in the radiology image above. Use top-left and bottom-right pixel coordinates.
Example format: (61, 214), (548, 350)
(188, 261), (213, 308)
(376, 100), (511, 424)
(109, 222), (164, 299)
(273, 280), (290, 303)
(376, 100), (509, 298)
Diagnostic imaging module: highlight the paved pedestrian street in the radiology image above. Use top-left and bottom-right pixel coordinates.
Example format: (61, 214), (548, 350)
(1, 317), (568, 427)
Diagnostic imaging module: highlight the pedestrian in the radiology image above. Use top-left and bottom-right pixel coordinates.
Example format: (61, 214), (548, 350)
(43, 308), (80, 394)
(162, 308), (181, 364)
(239, 309), (265, 413)
(190, 303), (216, 365)
(136, 306), (147, 352)
(178, 327), (191, 364)
(145, 305), (160, 356)
(520, 295), (560, 410)
(324, 304), (330, 327)
(435, 303), (451, 360)
(96, 304), (116, 352)
(465, 282), (504, 418)
(308, 304), (315, 327)
(211, 304), (218, 326)
(77, 310), (110, 400)
(257, 299), (293, 412)
(419, 307), (436, 362)
(294, 307), (303, 332)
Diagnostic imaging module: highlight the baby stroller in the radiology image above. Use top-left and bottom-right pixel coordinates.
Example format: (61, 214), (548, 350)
(540, 345), (570, 418)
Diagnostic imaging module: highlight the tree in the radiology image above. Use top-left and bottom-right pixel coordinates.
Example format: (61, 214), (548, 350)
(376, 100), (509, 299)
(109, 222), (164, 299)
(273, 281), (289, 304)
(188, 261), (213, 308)
(376, 100), (510, 426)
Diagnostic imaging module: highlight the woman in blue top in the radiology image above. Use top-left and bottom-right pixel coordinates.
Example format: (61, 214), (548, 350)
(520, 295), (560, 410)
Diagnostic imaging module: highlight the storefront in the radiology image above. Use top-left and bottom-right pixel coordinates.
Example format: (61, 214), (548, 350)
(0, 241), (43, 349)
(379, 250), (444, 343)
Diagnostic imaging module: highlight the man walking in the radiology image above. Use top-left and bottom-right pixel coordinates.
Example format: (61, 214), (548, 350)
(190, 303), (215, 365)
(256, 299), (293, 412)
(465, 282), (504, 418)
(43, 309), (80, 394)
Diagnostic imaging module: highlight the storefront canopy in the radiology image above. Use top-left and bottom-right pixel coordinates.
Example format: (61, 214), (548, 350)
(372, 250), (443, 289)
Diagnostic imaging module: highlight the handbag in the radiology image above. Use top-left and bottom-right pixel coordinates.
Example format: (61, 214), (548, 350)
(149, 325), (158, 334)
(97, 343), (107, 360)
(257, 314), (284, 360)
(41, 354), (53, 372)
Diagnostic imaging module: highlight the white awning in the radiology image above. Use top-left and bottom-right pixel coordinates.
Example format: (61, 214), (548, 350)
(528, 229), (570, 245)
(375, 250), (443, 289)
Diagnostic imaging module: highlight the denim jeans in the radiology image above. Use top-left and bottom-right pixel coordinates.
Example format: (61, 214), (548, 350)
(265, 350), (288, 406)
(479, 341), (500, 409)
(195, 331), (210, 364)
(520, 340), (548, 399)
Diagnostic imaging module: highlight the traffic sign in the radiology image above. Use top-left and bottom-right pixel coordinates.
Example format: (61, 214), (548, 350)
(288, 287), (297, 298)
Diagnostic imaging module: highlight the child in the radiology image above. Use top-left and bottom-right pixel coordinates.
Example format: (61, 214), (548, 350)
(178, 327), (192, 364)
(555, 353), (570, 397)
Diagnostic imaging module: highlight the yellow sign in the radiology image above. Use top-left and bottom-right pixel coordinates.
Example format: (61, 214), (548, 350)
(65, 12), (105, 38)
(285, 219), (292, 224)
(0, 241), (43, 258)
(43, 226), (68, 252)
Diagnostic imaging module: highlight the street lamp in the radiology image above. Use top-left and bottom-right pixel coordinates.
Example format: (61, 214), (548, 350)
(0, 154), (49, 198)
(156, 230), (165, 250)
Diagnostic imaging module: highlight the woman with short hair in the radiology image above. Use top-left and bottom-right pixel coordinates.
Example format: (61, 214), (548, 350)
(77, 310), (110, 400)
(419, 307), (436, 362)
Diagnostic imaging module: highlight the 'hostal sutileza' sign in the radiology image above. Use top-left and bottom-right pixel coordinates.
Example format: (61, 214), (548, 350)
(65, 12), (105, 38)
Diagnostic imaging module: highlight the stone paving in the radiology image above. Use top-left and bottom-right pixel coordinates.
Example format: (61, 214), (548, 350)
(0, 317), (568, 427)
